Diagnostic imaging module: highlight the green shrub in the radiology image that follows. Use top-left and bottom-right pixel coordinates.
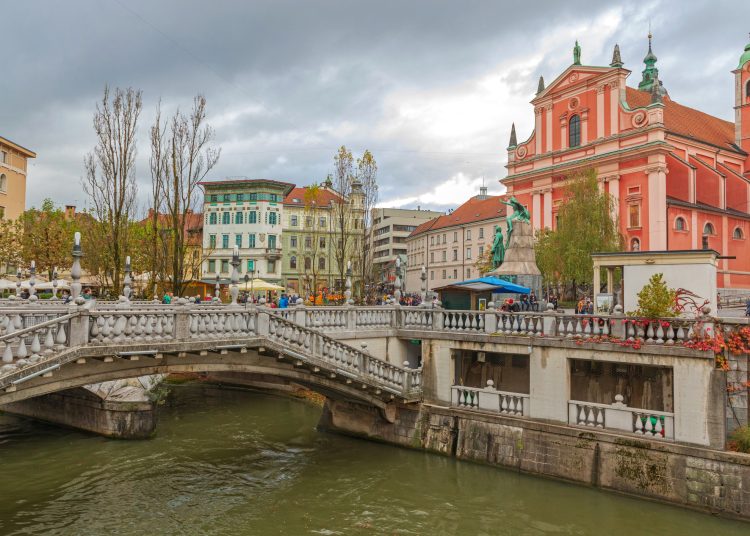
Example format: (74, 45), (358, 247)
(731, 426), (750, 453)
(629, 273), (678, 318)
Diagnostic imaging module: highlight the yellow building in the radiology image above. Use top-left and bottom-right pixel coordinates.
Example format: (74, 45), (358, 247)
(0, 136), (36, 220)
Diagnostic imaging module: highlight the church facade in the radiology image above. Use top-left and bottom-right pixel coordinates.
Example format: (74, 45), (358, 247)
(502, 37), (750, 288)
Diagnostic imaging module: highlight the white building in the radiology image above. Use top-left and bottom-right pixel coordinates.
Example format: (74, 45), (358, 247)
(199, 179), (295, 283)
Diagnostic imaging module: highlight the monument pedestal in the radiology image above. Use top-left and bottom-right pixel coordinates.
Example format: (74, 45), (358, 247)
(488, 220), (542, 299)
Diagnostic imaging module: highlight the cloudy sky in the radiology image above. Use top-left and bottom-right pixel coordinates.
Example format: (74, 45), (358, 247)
(2, 0), (749, 214)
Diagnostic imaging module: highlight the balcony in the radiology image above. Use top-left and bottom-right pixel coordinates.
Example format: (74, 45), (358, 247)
(264, 247), (282, 260)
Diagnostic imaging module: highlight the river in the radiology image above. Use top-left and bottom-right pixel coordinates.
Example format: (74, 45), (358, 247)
(0, 384), (747, 535)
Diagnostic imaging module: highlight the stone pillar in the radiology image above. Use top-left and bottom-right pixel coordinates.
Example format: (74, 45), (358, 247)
(609, 81), (619, 135)
(646, 164), (668, 250)
(545, 104), (553, 152)
(560, 114), (568, 150)
(543, 190), (552, 229)
(534, 107), (542, 154)
(596, 84), (606, 138)
(531, 192), (541, 230)
(529, 346), (569, 423)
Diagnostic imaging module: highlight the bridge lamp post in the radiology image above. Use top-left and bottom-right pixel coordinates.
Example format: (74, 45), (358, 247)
(230, 245), (240, 306)
(71, 231), (82, 302)
(243, 274), (250, 308)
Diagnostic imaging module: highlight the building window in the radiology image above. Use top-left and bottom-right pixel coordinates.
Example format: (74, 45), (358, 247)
(453, 231), (458, 242)
(209, 212), (217, 225)
(674, 216), (687, 231)
(290, 256), (297, 269)
(452, 250), (458, 261)
(0, 206), (4, 219)
(305, 257), (312, 270)
(733, 227), (744, 240)
(441, 251), (446, 262)
(247, 259), (255, 273)
(465, 248), (472, 260)
(703, 222), (716, 236)
(235, 234), (242, 248)
(442, 234), (446, 244)
(209, 234), (216, 248)
(209, 194), (218, 203)
(478, 245), (484, 256)
(319, 217), (326, 228)
(630, 238), (640, 251)
(290, 215), (298, 227)
(0, 174), (6, 192)
(268, 260), (276, 272)
(268, 212), (278, 225)
(268, 235), (277, 249)
(430, 270), (434, 280)
(248, 234), (256, 248)
(318, 257), (326, 270)
(442, 269), (446, 279)
(221, 259), (229, 273)
(453, 269), (458, 279)
(430, 236), (435, 246)
(430, 252), (434, 263)
(478, 227), (484, 239)
(305, 236), (312, 249)
(466, 229), (471, 240)
(235, 212), (244, 224)
(0, 151), (6, 164)
(466, 268), (471, 279)
(270, 194), (278, 202)
(746, 80), (750, 101)
(222, 235), (229, 249)
(568, 115), (581, 147)
(290, 236), (298, 248)
(319, 237), (326, 249)
(208, 260), (216, 273)
(249, 193), (257, 201)
(236, 193), (244, 202)
(248, 211), (257, 224)
(223, 194), (230, 202)
(628, 204), (640, 228)
(222, 212), (230, 225)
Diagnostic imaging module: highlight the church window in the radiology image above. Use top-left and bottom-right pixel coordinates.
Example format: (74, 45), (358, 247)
(568, 115), (581, 148)
(746, 80), (750, 101)
(628, 204), (641, 228)
(703, 222), (716, 236)
(733, 227), (744, 240)
(674, 217), (686, 231)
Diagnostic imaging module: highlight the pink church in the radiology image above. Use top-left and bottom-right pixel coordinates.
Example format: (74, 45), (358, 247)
(502, 37), (750, 288)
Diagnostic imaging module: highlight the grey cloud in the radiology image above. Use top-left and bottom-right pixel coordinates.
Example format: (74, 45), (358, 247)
(1, 0), (748, 213)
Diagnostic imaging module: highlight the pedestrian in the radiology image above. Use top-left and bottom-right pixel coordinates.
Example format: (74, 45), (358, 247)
(745, 299), (750, 317)
(279, 293), (289, 309)
(162, 292), (171, 304)
(529, 292), (538, 311)
(83, 288), (93, 300)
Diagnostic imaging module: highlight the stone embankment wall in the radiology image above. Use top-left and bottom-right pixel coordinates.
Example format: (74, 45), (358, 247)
(2, 387), (156, 439)
(320, 399), (750, 520)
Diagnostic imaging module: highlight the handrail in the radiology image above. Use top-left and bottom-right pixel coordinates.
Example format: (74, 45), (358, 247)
(0, 312), (79, 343)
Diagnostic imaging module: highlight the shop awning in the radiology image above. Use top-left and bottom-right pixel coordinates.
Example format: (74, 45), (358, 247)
(435, 276), (530, 294)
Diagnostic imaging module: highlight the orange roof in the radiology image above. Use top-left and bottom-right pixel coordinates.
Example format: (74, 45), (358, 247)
(283, 186), (342, 206)
(625, 87), (740, 153)
(409, 195), (506, 237)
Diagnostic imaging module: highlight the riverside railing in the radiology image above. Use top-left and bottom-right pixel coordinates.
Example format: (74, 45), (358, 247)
(568, 396), (675, 440)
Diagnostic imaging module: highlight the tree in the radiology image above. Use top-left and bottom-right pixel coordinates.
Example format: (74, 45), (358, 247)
(151, 95), (220, 295)
(0, 218), (22, 274)
(534, 168), (622, 297)
(356, 150), (378, 299)
(332, 146), (355, 293)
(18, 199), (77, 280)
(630, 273), (678, 318)
(474, 246), (494, 275)
(301, 184), (327, 303)
(83, 86), (142, 293)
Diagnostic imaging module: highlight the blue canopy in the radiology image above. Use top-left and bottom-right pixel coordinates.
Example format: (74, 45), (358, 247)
(438, 276), (530, 294)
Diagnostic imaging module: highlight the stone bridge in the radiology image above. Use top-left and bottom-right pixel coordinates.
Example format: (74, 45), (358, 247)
(0, 304), (422, 416)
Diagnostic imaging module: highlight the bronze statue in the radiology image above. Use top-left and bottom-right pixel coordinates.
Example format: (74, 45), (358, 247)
(491, 225), (505, 268)
(500, 196), (531, 247)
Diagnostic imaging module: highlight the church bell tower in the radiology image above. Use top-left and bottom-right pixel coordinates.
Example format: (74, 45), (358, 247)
(734, 35), (750, 156)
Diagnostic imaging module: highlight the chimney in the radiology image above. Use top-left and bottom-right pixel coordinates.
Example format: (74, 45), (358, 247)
(64, 205), (76, 220)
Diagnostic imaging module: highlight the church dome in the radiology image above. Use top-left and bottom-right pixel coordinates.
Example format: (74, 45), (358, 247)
(739, 40), (750, 69)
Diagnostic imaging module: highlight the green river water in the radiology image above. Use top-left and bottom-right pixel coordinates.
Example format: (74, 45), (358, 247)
(0, 383), (747, 536)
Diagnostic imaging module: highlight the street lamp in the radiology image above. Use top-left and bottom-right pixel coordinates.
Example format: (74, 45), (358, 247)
(243, 273), (250, 308)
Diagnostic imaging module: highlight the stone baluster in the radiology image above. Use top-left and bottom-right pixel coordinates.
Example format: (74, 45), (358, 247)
(393, 257), (402, 304)
(51, 269), (59, 300)
(15, 267), (22, 298)
(230, 246), (240, 306)
(70, 232), (83, 303)
(123, 256), (132, 301)
(420, 265), (428, 307)
(214, 274), (221, 303)
(344, 260), (353, 305)
(28, 260), (37, 302)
